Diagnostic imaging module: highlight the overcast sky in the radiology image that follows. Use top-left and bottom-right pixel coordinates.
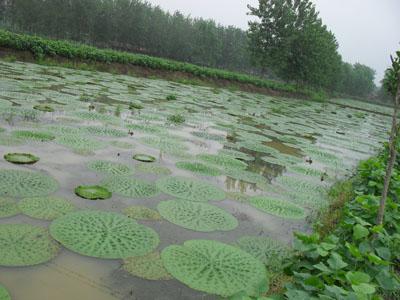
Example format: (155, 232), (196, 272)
(147, 0), (400, 84)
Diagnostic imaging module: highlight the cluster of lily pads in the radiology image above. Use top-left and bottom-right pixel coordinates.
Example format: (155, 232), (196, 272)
(0, 59), (391, 299)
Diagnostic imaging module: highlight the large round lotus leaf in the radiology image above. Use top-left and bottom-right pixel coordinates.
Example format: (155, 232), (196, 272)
(161, 240), (267, 296)
(275, 176), (325, 195)
(123, 206), (162, 221)
(87, 160), (134, 176)
(136, 163), (171, 175)
(157, 200), (238, 232)
(218, 148), (255, 161)
(0, 134), (25, 146)
(0, 169), (58, 198)
(156, 176), (225, 202)
(80, 126), (126, 137)
(56, 134), (106, 154)
(236, 236), (292, 272)
(123, 252), (172, 280)
(4, 153), (40, 165)
(0, 224), (60, 266)
(0, 198), (20, 218)
(18, 196), (75, 220)
(0, 284), (11, 300)
(175, 161), (222, 176)
(75, 185), (112, 200)
(50, 210), (159, 259)
(132, 154), (156, 163)
(33, 104), (55, 112)
(238, 141), (278, 154)
(249, 196), (305, 220)
(196, 154), (247, 170)
(102, 176), (159, 198)
(11, 130), (55, 142)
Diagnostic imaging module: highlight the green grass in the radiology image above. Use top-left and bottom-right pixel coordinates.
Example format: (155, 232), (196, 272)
(0, 29), (321, 99)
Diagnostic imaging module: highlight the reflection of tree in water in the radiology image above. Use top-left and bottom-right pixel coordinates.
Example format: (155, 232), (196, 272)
(224, 154), (285, 193)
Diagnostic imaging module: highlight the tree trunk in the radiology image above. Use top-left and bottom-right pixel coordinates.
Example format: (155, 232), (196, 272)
(376, 77), (400, 225)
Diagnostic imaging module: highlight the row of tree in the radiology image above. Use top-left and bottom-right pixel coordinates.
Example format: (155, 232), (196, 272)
(248, 0), (377, 95)
(0, 0), (378, 99)
(0, 0), (252, 72)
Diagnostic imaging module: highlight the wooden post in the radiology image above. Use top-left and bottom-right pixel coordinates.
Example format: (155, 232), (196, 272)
(376, 76), (400, 225)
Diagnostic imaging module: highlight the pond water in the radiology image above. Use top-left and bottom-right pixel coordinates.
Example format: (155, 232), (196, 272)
(0, 60), (391, 300)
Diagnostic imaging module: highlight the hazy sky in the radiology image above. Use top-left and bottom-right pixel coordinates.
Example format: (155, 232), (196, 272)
(148, 0), (400, 84)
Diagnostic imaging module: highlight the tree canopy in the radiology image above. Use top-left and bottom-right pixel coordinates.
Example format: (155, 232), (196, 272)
(248, 0), (343, 89)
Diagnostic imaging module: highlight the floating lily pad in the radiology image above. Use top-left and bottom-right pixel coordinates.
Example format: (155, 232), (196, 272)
(123, 252), (172, 280)
(157, 200), (238, 232)
(4, 153), (40, 164)
(275, 176), (325, 195)
(56, 134), (106, 154)
(11, 130), (55, 142)
(0, 284), (11, 300)
(33, 104), (55, 112)
(87, 160), (134, 176)
(18, 196), (75, 220)
(136, 163), (171, 175)
(49, 210), (159, 259)
(156, 176), (225, 202)
(0, 198), (20, 218)
(102, 176), (159, 198)
(218, 148), (255, 161)
(0, 134), (25, 146)
(197, 154), (247, 170)
(123, 205), (162, 221)
(249, 196), (305, 219)
(0, 169), (58, 198)
(133, 154), (156, 162)
(175, 161), (222, 176)
(0, 224), (60, 266)
(80, 126), (126, 137)
(161, 240), (267, 296)
(75, 185), (112, 200)
(236, 236), (292, 272)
